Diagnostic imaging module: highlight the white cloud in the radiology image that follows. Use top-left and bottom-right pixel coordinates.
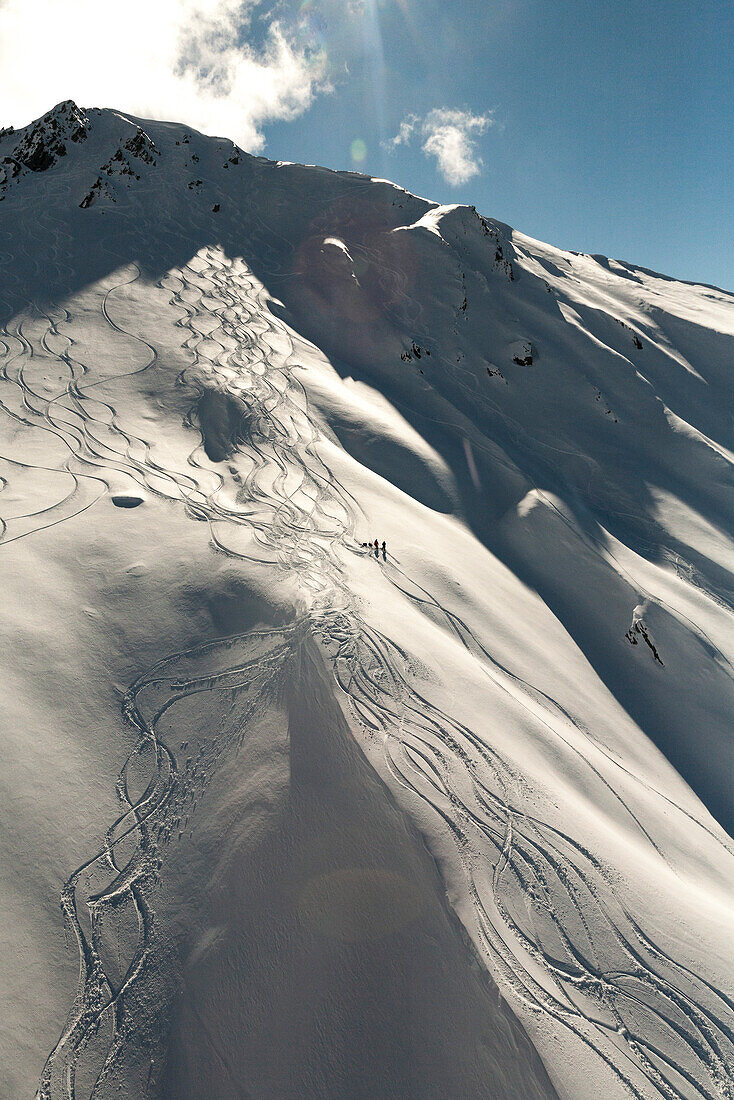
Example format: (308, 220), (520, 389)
(421, 108), (493, 185)
(386, 113), (419, 148)
(386, 107), (494, 186)
(0, 0), (329, 151)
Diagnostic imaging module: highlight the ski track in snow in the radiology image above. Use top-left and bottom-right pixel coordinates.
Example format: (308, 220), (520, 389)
(0, 218), (732, 1100)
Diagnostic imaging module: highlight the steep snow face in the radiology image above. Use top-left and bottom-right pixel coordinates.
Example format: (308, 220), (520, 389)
(0, 103), (732, 1100)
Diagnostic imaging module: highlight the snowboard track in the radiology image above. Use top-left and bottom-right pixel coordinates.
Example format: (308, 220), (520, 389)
(0, 212), (732, 1100)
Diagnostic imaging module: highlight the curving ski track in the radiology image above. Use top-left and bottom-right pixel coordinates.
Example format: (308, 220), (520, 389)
(0, 237), (731, 1100)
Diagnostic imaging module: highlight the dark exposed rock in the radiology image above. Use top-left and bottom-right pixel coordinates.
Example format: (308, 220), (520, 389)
(512, 339), (534, 367)
(123, 127), (159, 165)
(401, 341), (429, 362)
(80, 126), (157, 207)
(13, 102), (87, 172)
(80, 175), (116, 209)
(0, 100), (89, 197)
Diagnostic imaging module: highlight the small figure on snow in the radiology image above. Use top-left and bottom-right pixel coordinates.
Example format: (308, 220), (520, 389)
(381, 540), (386, 561)
(374, 538), (379, 558)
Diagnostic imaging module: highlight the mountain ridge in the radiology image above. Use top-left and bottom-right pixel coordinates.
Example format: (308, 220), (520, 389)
(1, 100), (733, 1100)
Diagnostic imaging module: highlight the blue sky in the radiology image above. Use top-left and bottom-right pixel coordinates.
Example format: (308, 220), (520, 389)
(3, 0), (732, 287)
(264, 0), (734, 289)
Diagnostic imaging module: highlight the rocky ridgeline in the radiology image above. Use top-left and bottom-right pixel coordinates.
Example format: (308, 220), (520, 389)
(474, 208), (515, 280)
(80, 126), (160, 208)
(0, 100), (161, 209)
(0, 100), (89, 198)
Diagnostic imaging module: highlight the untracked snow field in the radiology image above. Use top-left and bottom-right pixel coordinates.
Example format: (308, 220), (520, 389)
(1, 103), (733, 1100)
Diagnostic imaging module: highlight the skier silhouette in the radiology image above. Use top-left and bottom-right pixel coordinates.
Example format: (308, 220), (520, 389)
(373, 538), (379, 559)
(381, 540), (386, 561)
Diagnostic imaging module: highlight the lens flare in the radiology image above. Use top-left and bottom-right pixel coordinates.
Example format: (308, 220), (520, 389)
(297, 0), (327, 53)
(350, 138), (367, 163)
(360, 0), (387, 144)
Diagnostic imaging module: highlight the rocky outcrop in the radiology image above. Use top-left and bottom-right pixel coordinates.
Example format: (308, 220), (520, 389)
(0, 100), (88, 197)
(79, 125), (160, 208)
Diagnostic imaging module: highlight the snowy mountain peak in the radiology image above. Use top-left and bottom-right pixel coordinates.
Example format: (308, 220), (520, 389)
(0, 104), (168, 205)
(0, 99), (89, 185)
(1, 101), (733, 1100)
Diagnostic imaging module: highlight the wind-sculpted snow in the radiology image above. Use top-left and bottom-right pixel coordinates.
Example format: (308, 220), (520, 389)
(0, 104), (733, 1100)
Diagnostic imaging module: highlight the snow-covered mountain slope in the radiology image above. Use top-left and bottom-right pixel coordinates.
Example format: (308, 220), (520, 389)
(1, 101), (732, 1100)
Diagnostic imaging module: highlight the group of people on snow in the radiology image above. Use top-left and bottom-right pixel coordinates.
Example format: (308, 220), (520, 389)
(361, 538), (387, 561)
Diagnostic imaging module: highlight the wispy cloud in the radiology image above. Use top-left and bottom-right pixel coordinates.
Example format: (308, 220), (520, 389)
(385, 107), (494, 186)
(421, 108), (493, 185)
(387, 113), (420, 148)
(0, 0), (329, 151)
